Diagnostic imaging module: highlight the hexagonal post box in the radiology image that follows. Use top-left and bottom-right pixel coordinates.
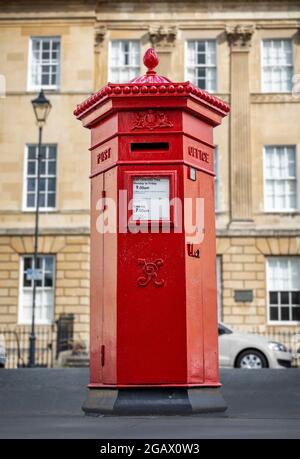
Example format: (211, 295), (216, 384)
(74, 49), (230, 415)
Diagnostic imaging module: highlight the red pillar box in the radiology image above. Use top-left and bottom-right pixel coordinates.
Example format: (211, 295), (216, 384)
(74, 49), (230, 415)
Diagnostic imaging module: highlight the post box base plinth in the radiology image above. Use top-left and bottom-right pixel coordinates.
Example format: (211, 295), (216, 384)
(82, 387), (227, 416)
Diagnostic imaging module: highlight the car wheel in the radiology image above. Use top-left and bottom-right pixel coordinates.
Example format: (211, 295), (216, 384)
(236, 350), (268, 369)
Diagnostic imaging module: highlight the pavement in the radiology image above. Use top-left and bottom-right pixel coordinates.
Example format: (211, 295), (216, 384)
(0, 368), (299, 439)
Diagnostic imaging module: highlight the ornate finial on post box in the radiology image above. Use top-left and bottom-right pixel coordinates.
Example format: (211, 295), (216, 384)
(129, 48), (172, 84)
(143, 48), (159, 75)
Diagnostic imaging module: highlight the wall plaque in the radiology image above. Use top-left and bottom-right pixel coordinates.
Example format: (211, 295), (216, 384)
(234, 290), (253, 303)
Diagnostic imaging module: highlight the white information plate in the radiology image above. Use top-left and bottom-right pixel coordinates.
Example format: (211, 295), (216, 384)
(26, 268), (43, 281)
(132, 177), (170, 221)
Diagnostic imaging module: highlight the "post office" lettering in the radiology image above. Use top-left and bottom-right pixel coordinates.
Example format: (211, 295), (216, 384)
(97, 147), (111, 164)
(188, 146), (209, 164)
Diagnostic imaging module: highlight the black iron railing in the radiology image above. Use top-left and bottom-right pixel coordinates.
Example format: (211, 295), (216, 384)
(0, 314), (75, 368)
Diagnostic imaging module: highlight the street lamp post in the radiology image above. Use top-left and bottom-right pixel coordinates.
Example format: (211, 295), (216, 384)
(28, 89), (51, 367)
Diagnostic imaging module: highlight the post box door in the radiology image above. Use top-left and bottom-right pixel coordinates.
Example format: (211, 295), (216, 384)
(117, 166), (188, 385)
(90, 173), (104, 384)
(90, 168), (118, 385)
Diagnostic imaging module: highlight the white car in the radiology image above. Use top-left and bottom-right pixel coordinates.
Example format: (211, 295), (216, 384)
(218, 323), (293, 369)
(0, 334), (5, 368)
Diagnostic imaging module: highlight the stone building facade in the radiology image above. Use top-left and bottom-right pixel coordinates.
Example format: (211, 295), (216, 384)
(0, 0), (300, 351)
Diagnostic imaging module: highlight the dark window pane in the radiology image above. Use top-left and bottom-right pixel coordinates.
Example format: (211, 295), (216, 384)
(47, 193), (56, 208)
(40, 160), (46, 175)
(281, 307), (290, 321)
(40, 146), (46, 158)
(39, 193), (46, 207)
(52, 42), (60, 50)
(34, 257), (42, 287)
(27, 193), (35, 208)
(28, 146), (36, 159)
(27, 160), (36, 175)
(24, 257), (32, 271)
(270, 307), (279, 321)
(35, 257), (42, 270)
(43, 42), (50, 50)
(27, 178), (36, 192)
(197, 68), (206, 78)
(44, 272), (53, 287)
(48, 146), (56, 160)
(280, 291), (289, 304)
(41, 74), (49, 85)
(51, 74), (57, 85)
(39, 178), (46, 191)
(23, 257), (33, 286)
(23, 257), (32, 287)
(45, 257), (53, 271)
(42, 65), (50, 73)
(197, 42), (205, 52)
(198, 79), (206, 89)
(42, 52), (50, 60)
(197, 53), (205, 65)
(269, 291), (278, 304)
(48, 178), (56, 192)
(23, 274), (31, 287)
(292, 307), (300, 321)
(292, 291), (300, 305)
(48, 161), (56, 175)
(23, 273), (31, 287)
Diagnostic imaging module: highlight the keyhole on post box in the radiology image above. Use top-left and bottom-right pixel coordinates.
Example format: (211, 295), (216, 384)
(101, 345), (105, 367)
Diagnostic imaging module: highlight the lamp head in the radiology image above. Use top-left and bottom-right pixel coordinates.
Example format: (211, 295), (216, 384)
(31, 89), (51, 126)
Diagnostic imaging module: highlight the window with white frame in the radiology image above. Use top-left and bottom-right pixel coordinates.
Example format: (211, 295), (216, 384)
(109, 40), (140, 83)
(264, 146), (297, 212)
(186, 40), (217, 92)
(214, 146), (219, 211)
(19, 255), (55, 325)
(267, 257), (300, 323)
(28, 37), (60, 90)
(24, 144), (57, 210)
(262, 39), (293, 92)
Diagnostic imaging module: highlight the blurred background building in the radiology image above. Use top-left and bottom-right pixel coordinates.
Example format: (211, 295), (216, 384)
(0, 0), (300, 365)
